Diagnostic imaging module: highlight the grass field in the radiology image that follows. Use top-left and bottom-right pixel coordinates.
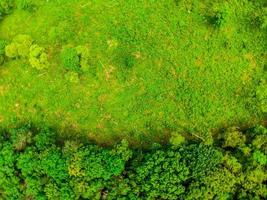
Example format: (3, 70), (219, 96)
(0, 0), (266, 145)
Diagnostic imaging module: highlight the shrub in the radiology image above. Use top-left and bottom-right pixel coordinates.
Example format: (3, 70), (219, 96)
(29, 44), (49, 70)
(5, 34), (33, 58)
(4, 35), (49, 70)
(253, 150), (267, 165)
(223, 154), (242, 174)
(61, 46), (90, 73)
(60, 47), (80, 72)
(206, 3), (230, 28)
(252, 134), (267, 150)
(0, 0), (14, 17)
(169, 132), (185, 146)
(223, 128), (246, 148)
(12, 34), (33, 57)
(5, 42), (18, 58)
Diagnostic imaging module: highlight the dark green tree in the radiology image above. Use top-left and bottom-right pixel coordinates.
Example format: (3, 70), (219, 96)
(60, 47), (80, 72)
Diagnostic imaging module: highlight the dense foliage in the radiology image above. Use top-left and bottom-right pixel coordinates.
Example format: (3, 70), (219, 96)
(60, 45), (90, 73)
(0, 0), (265, 144)
(0, 125), (266, 199)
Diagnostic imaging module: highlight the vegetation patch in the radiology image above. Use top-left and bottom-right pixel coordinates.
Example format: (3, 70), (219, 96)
(0, 125), (266, 199)
(0, 1), (266, 198)
(0, 0), (265, 143)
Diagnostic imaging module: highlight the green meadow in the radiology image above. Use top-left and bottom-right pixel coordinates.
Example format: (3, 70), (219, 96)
(0, 0), (266, 145)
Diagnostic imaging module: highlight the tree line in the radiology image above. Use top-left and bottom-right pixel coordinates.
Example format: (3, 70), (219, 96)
(0, 124), (266, 199)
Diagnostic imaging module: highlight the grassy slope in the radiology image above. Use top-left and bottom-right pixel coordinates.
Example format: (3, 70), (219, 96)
(0, 0), (266, 145)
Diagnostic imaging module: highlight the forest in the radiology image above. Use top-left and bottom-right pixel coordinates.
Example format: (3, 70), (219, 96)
(0, 125), (266, 199)
(0, 0), (266, 199)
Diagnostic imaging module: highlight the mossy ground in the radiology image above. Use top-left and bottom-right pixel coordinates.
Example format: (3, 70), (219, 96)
(0, 0), (266, 145)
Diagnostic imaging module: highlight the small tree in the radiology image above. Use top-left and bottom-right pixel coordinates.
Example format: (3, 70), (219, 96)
(5, 34), (33, 58)
(169, 132), (185, 146)
(29, 44), (49, 70)
(223, 128), (246, 148)
(0, 0), (14, 16)
(61, 46), (90, 73)
(5, 42), (18, 58)
(60, 47), (80, 72)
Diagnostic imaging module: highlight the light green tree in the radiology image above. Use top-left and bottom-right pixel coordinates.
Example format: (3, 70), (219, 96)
(29, 44), (49, 70)
(5, 34), (33, 58)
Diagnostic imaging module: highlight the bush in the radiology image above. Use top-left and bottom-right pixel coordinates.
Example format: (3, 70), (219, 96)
(206, 3), (230, 28)
(223, 128), (246, 148)
(5, 42), (18, 58)
(4, 35), (49, 70)
(253, 150), (267, 165)
(61, 46), (90, 73)
(29, 44), (49, 70)
(5, 34), (33, 58)
(60, 47), (80, 72)
(0, 0), (14, 17)
(169, 132), (185, 146)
